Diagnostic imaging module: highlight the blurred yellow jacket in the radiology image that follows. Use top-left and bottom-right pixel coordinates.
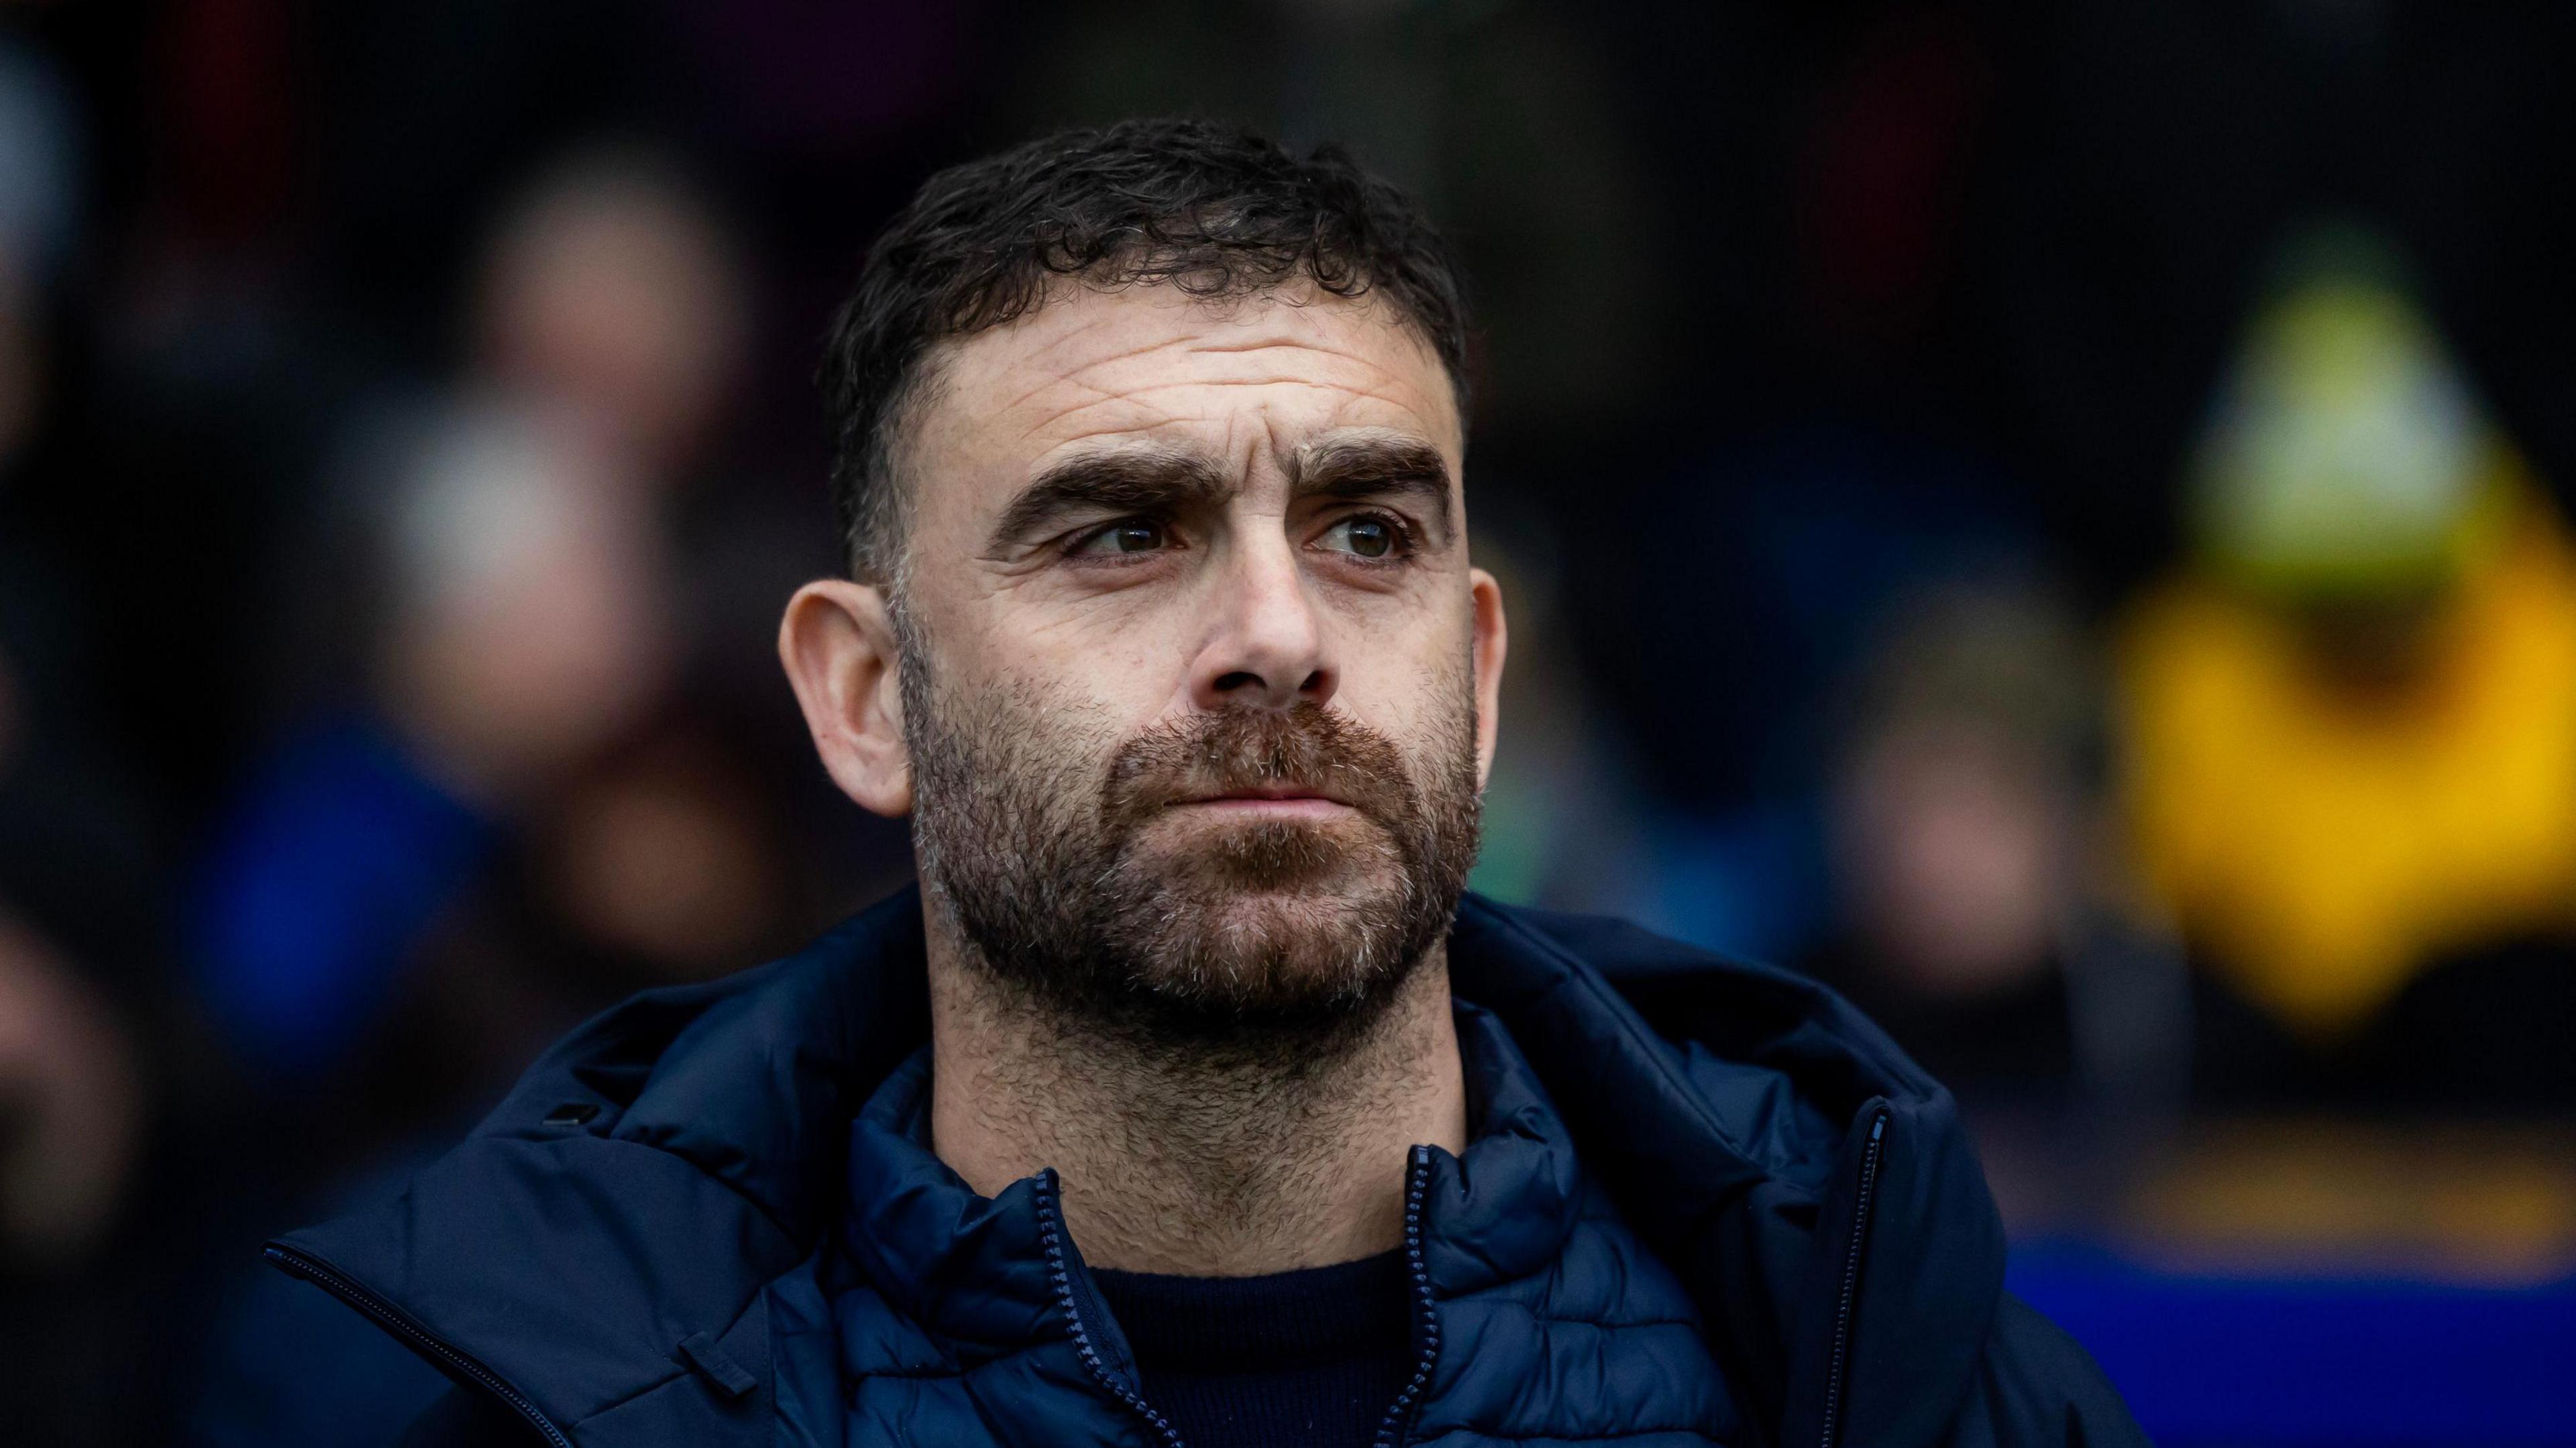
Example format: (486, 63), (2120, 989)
(2119, 500), (2576, 1039)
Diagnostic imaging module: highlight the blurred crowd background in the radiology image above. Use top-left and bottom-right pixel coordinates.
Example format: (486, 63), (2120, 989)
(0, 1), (2571, 1443)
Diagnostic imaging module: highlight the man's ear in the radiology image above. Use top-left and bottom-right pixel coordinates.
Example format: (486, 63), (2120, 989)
(1468, 567), (1509, 790)
(779, 579), (913, 816)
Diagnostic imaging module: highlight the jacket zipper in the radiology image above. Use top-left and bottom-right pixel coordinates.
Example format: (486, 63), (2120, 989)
(264, 1243), (575, 1448)
(1372, 1145), (1441, 1448)
(1035, 1172), (1189, 1448)
(1815, 1109), (1890, 1448)
(1035, 1151), (1445, 1448)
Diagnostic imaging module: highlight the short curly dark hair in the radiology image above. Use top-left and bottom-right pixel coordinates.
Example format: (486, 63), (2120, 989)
(820, 117), (1472, 582)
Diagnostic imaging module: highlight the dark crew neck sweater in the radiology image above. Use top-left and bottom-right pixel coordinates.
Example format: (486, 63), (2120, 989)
(1088, 1248), (1416, 1448)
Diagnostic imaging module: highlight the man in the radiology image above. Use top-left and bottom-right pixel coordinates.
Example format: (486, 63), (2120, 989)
(270, 119), (2144, 1448)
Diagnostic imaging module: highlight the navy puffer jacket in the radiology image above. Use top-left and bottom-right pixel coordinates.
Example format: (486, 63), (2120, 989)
(268, 889), (2146, 1448)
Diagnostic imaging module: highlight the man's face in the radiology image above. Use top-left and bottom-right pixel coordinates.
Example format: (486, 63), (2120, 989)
(879, 282), (1504, 1036)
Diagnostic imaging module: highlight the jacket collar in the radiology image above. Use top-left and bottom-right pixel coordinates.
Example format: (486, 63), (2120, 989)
(835, 1050), (1065, 1357)
(271, 887), (2002, 1448)
(1445, 899), (2006, 1448)
(1422, 1003), (1586, 1293)
(836, 1000), (1587, 1350)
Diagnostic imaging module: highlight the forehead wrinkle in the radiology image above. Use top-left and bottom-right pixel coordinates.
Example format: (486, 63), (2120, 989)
(972, 283), (1438, 396)
(994, 367), (1122, 419)
(996, 356), (1276, 437)
(1183, 335), (1340, 355)
(957, 312), (1189, 419)
(1010, 382), (1307, 453)
(1037, 330), (1209, 387)
(1040, 416), (1208, 449)
(1015, 376), (1452, 474)
(1177, 335), (1410, 374)
(1012, 383), (1200, 448)
(963, 300), (1456, 480)
(1059, 326), (1421, 394)
(1033, 373), (1365, 412)
(1033, 368), (1442, 421)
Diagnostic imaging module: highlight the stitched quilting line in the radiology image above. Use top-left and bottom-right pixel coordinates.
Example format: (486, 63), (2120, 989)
(1408, 1427), (1733, 1445)
(1460, 1311), (1706, 1332)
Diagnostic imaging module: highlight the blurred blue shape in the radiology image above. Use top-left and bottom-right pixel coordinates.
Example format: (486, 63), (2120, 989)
(1629, 419), (2043, 811)
(189, 717), (492, 1078)
(190, 1142), (454, 1448)
(1619, 804), (1833, 966)
(2009, 1241), (2576, 1445)
(0, 34), (83, 282)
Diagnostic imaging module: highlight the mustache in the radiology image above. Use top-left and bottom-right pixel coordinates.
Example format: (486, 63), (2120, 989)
(1099, 703), (1417, 826)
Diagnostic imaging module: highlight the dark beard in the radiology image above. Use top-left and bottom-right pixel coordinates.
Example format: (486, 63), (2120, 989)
(900, 630), (1482, 1050)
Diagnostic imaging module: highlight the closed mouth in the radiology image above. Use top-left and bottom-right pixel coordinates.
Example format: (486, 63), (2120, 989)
(1172, 783), (1356, 813)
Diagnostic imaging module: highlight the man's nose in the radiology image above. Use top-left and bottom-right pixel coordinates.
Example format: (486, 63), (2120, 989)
(1189, 534), (1337, 712)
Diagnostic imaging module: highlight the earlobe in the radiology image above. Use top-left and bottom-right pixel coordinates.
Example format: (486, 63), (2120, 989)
(778, 579), (914, 817)
(1468, 567), (1509, 789)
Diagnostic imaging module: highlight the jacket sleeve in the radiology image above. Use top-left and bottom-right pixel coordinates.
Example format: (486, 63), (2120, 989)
(395, 1388), (546, 1447)
(1950, 1293), (2152, 1448)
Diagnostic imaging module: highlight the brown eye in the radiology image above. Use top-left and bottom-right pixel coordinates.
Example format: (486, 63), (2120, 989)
(1322, 515), (1400, 559)
(1074, 519), (1169, 555)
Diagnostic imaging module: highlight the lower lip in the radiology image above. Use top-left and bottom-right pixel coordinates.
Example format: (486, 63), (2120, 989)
(1172, 797), (1354, 820)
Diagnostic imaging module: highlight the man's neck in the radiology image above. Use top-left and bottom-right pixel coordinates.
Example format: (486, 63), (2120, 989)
(922, 917), (1467, 1276)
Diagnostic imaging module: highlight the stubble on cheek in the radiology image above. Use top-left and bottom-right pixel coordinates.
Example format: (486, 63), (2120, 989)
(904, 622), (1481, 1032)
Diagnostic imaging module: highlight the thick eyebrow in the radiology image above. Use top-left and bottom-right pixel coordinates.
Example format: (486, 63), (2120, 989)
(1290, 434), (1457, 545)
(985, 447), (1232, 552)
